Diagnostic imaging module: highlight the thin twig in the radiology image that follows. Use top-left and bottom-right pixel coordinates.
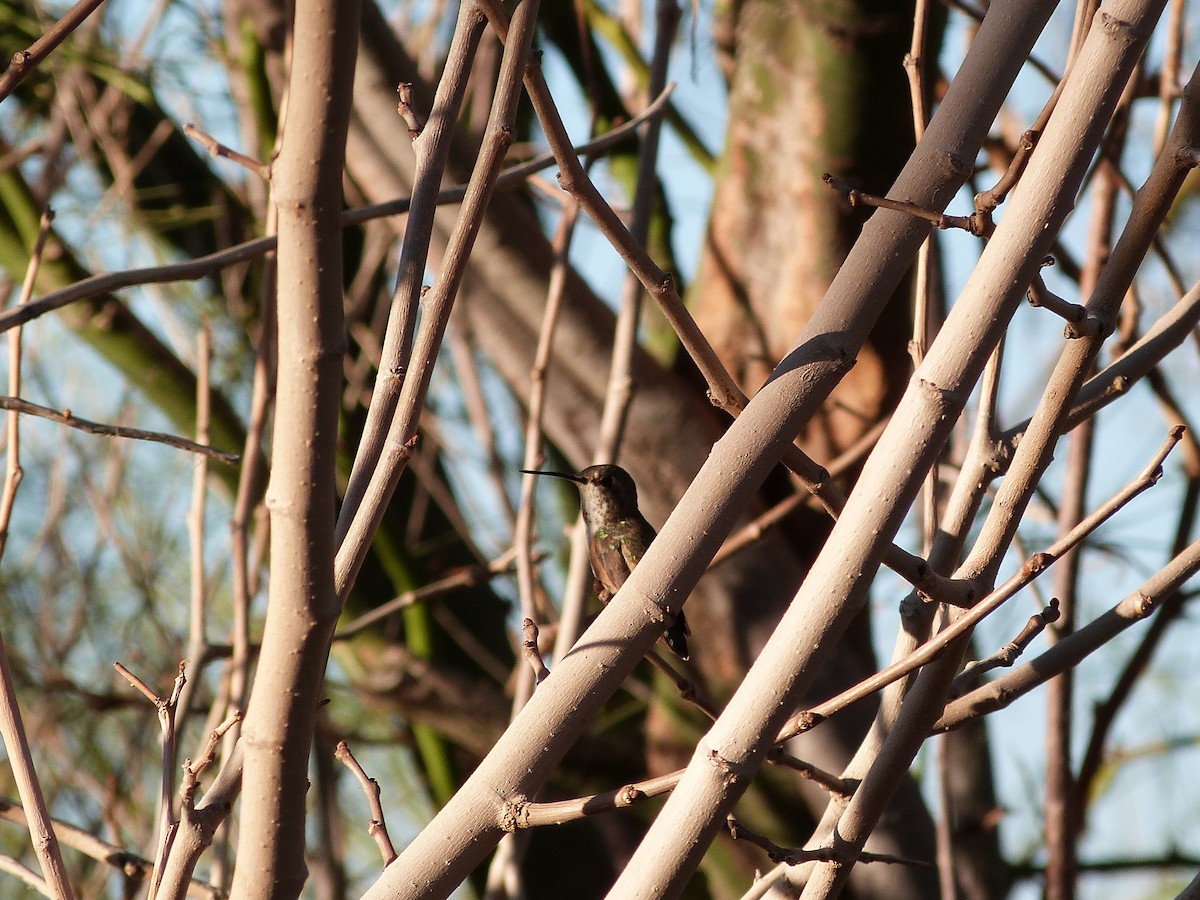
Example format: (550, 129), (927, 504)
(0, 637), (75, 900)
(0, 208), (53, 561)
(591, 0), (680, 465)
(726, 815), (933, 868)
(183, 122), (270, 179)
(174, 325), (212, 746)
(974, 128), (1038, 217)
(227, 226), (277, 760)
(1153, 0), (1186, 154)
(0, 853), (50, 896)
(447, 325), (517, 529)
(181, 711), (241, 810)
(113, 660), (186, 900)
(0, 206), (74, 900)
(396, 82), (424, 138)
(0, 0), (109, 102)
(1045, 108), (1126, 884)
(334, 741), (399, 867)
(713, 417), (891, 568)
(935, 537), (1200, 733)
(823, 173), (986, 235)
(953, 599), (1061, 686)
(1027, 271), (1086, 323)
(779, 427), (1184, 741)
(514, 745), (845, 829)
(520, 618), (550, 685)
(765, 750), (854, 798)
(903, 0), (932, 141)
(519, 196), (586, 661)
(0, 395), (239, 463)
(0, 87), (676, 339)
(904, 0), (939, 570)
(335, 552), (521, 639)
(517, 771), (683, 827)
(644, 648), (720, 720)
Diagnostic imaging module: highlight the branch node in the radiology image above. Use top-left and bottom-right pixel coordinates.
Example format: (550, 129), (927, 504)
(521, 617), (550, 684)
(617, 784), (644, 806)
(396, 83), (424, 138)
(500, 795), (530, 833)
(1025, 552), (1052, 575)
(1065, 314), (1110, 340)
(183, 123), (270, 180)
(706, 747), (753, 785)
(1027, 274), (1086, 324)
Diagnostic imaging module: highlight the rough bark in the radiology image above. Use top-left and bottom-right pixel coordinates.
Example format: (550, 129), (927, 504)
(692, 0), (916, 461)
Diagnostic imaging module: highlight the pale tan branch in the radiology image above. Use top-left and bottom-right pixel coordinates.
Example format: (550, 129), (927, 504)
(953, 598), (1061, 685)
(520, 618), (550, 685)
(935, 537), (1200, 732)
(779, 426), (1182, 742)
(183, 122), (270, 179)
(334, 741), (398, 867)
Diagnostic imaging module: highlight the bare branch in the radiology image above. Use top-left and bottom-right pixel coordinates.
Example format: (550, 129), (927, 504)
(936, 537), (1200, 732)
(1026, 271), (1086, 324)
(371, 1), (1071, 892)
(780, 426), (1182, 742)
(334, 741), (398, 867)
(333, 0), (542, 599)
(395, 82), (424, 138)
(0, 88), (676, 339)
(0, 0), (109, 102)
(728, 815), (934, 869)
(183, 122), (271, 179)
(823, 172), (986, 235)
(0, 395), (239, 464)
(953, 599), (1061, 685)
(230, 0), (359, 891)
(0, 206), (53, 561)
(0, 640), (74, 898)
(519, 618), (550, 685)
(334, 552), (520, 640)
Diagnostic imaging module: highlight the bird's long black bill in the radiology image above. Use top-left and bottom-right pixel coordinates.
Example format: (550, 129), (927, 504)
(520, 468), (586, 484)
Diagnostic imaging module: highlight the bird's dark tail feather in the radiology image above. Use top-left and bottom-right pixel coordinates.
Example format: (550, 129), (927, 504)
(664, 610), (690, 660)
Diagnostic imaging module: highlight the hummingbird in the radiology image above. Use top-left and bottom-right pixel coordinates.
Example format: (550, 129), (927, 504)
(522, 464), (690, 660)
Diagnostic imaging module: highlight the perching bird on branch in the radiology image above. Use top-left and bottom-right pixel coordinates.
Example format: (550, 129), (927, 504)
(523, 464), (690, 660)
